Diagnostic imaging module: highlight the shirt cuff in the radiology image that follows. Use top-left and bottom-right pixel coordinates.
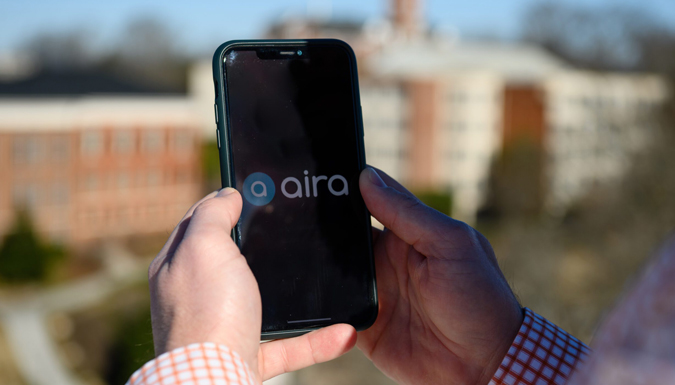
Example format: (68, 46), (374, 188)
(490, 308), (591, 385)
(126, 342), (256, 385)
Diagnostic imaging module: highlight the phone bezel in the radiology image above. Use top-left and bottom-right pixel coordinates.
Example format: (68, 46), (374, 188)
(212, 39), (377, 340)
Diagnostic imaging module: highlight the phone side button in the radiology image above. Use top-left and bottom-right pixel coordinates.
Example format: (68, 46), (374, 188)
(214, 104), (219, 124)
(360, 105), (365, 137)
(216, 128), (221, 148)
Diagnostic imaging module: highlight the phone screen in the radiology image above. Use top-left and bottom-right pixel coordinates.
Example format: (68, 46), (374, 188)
(222, 44), (376, 334)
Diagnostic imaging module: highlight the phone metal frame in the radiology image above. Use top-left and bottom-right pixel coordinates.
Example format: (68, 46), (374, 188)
(212, 39), (378, 340)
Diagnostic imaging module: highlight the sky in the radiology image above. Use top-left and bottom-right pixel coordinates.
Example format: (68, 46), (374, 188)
(2, 0), (675, 56)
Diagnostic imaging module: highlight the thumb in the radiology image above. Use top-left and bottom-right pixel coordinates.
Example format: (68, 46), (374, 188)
(359, 167), (470, 253)
(182, 187), (243, 245)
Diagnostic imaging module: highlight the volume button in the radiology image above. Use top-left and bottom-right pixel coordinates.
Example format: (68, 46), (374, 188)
(214, 104), (219, 124)
(360, 105), (364, 137)
(216, 128), (221, 148)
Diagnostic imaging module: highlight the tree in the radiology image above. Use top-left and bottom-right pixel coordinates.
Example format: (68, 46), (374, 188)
(480, 137), (545, 220)
(22, 18), (189, 92)
(520, 2), (675, 72)
(0, 210), (65, 283)
(25, 29), (96, 71)
(107, 17), (188, 92)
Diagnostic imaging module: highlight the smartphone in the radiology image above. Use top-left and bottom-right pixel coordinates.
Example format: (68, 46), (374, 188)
(212, 39), (377, 339)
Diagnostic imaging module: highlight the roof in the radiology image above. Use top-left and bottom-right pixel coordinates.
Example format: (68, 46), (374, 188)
(367, 39), (570, 82)
(266, 17), (366, 38)
(0, 70), (182, 97)
(0, 97), (197, 132)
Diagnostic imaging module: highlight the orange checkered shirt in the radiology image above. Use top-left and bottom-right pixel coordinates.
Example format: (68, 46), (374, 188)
(127, 308), (590, 385)
(126, 342), (255, 385)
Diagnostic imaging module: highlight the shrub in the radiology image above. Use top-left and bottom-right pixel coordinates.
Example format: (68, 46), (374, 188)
(0, 210), (65, 283)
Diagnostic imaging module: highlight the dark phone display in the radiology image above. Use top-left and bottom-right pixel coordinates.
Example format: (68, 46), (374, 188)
(223, 45), (375, 333)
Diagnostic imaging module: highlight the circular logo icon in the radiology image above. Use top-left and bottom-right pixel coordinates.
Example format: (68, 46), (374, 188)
(242, 172), (275, 206)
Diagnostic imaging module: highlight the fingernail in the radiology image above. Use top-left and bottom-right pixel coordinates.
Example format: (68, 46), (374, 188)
(367, 168), (387, 188)
(217, 187), (237, 197)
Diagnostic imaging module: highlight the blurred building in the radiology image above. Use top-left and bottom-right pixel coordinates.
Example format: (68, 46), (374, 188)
(0, 71), (202, 246)
(543, 72), (666, 211)
(260, 0), (670, 222)
(367, 40), (668, 219)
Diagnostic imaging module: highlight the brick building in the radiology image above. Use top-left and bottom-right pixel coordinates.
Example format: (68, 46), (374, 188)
(0, 72), (202, 246)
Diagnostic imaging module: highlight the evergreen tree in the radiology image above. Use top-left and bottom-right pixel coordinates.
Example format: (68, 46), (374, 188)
(0, 210), (65, 283)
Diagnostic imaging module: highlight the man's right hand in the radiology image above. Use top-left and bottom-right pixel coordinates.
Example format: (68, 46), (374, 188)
(357, 167), (523, 385)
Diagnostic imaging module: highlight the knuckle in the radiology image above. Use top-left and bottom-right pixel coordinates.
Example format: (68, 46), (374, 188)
(178, 233), (211, 256)
(402, 192), (423, 209)
(148, 259), (158, 279)
(454, 222), (480, 249)
(432, 219), (477, 251)
(192, 198), (235, 230)
(192, 198), (221, 218)
(454, 220), (474, 236)
(391, 193), (422, 228)
(147, 256), (168, 291)
(148, 253), (166, 279)
(176, 229), (237, 264)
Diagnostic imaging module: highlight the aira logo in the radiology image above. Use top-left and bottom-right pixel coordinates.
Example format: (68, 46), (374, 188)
(242, 172), (276, 206)
(242, 171), (348, 206)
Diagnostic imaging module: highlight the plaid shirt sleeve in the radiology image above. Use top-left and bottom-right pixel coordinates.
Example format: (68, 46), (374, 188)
(490, 308), (591, 385)
(127, 308), (589, 385)
(126, 342), (256, 385)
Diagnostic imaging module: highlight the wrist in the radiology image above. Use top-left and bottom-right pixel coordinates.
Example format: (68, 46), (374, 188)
(475, 306), (525, 385)
(161, 330), (258, 372)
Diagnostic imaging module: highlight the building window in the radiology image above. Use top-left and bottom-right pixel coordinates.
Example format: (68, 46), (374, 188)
(172, 130), (193, 152)
(118, 172), (130, 189)
(118, 207), (132, 225)
(135, 172), (145, 187)
(478, 180), (488, 194)
(51, 136), (70, 162)
(451, 91), (467, 103)
(176, 169), (189, 184)
(51, 183), (69, 205)
(147, 170), (161, 186)
(12, 136), (43, 165)
(82, 209), (99, 225)
(81, 131), (104, 156)
(12, 184), (39, 208)
(82, 174), (99, 191)
(446, 151), (466, 161)
(143, 131), (164, 153)
(113, 131), (135, 154)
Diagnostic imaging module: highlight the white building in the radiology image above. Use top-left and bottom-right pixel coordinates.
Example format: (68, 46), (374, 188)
(543, 71), (668, 211)
(360, 81), (409, 181)
(361, 39), (669, 221)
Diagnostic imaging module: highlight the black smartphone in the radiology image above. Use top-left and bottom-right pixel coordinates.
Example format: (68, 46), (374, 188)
(212, 39), (377, 339)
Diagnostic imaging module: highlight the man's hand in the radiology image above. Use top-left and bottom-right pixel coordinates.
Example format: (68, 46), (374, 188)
(148, 188), (357, 382)
(357, 168), (523, 385)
